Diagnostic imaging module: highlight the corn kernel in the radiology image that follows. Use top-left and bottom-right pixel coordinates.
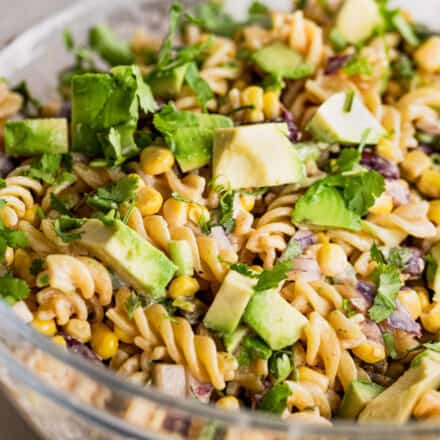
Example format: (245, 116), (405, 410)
(352, 341), (386, 364)
(421, 302), (440, 333)
(52, 335), (67, 347)
(216, 396), (240, 410)
(415, 36), (440, 73)
(114, 325), (135, 344)
(239, 194), (255, 212)
(13, 249), (34, 284)
(33, 318), (57, 337)
(429, 200), (440, 225)
(415, 287), (431, 313)
(188, 205), (210, 224)
(4, 247), (14, 267)
(376, 138), (403, 163)
(64, 319), (92, 343)
(168, 276), (200, 299)
(263, 91), (281, 120)
(163, 198), (188, 227)
(369, 193), (393, 215)
(136, 186), (163, 216)
(241, 86), (264, 110)
(397, 289), (422, 320)
(91, 323), (119, 360)
(418, 169), (440, 198)
(317, 243), (348, 277)
(401, 150), (431, 181)
(244, 109), (264, 123)
(140, 147), (175, 175)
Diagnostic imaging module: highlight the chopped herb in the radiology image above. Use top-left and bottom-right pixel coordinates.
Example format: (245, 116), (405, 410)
(330, 148), (362, 173)
(12, 81), (41, 117)
(342, 298), (357, 318)
(0, 220), (28, 262)
(25, 154), (62, 184)
(0, 274), (30, 305)
(88, 176), (139, 212)
(248, 1), (269, 15)
(230, 263), (260, 279)
(125, 292), (154, 319)
(383, 332), (400, 360)
(370, 243), (386, 264)
(226, 105), (256, 116)
(392, 54), (415, 81)
(420, 342), (440, 353)
(343, 55), (373, 76)
(54, 216), (84, 243)
(171, 192), (203, 206)
(269, 352), (294, 383)
(238, 335), (273, 366)
(30, 258), (44, 277)
(217, 187), (236, 233)
(387, 247), (413, 270)
(50, 193), (72, 216)
(343, 90), (355, 113)
(329, 28), (348, 52)
(199, 212), (213, 234)
(258, 383), (292, 414)
(255, 260), (293, 292)
(184, 62), (213, 112)
(192, 2), (240, 38)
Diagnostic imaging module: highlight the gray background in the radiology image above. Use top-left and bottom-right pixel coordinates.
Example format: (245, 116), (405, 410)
(0, 0), (438, 438)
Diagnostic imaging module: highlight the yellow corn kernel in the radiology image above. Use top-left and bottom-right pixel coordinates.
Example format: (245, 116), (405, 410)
(114, 325), (135, 344)
(415, 36), (440, 73)
(397, 289), (422, 320)
(250, 265), (264, 273)
(415, 287), (431, 313)
(429, 200), (440, 225)
(298, 366), (329, 391)
(188, 204), (210, 224)
(52, 335), (67, 347)
(24, 205), (39, 224)
(376, 138), (402, 163)
(162, 198), (188, 227)
(168, 276), (200, 299)
(418, 169), (440, 198)
(369, 192), (393, 215)
(241, 86), (264, 110)
(91, 323), (119, 360)
(401, 150), (432, 181)
(244, 109), (264, 123)
(136, 186), (163, 216)
(316, 233), (330, 244)
(140, 147), (175, 175)
(352, 341), (386, 364)
(64, 319), (91, 343)
(4, 247), (14, 267)
(33, 319), (57, 337)
(216, 396), (240, 410)
(317, 243), (348, 277)
(13, 248), (34, 284)
(239, 194), (255, 212)
(263, 91), (281, 120)
(421, 302), (440, 333)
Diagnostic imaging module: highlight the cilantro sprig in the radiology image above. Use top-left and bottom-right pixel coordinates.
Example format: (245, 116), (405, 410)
(0, 274), (30, 305)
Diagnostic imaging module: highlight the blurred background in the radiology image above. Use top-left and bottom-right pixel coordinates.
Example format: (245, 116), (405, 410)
(0, 0), (438, 438)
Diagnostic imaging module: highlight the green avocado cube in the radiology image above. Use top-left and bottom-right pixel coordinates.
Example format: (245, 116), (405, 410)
(213, 123), (304, 190)
(204, 270), (256, 334)
(306, 91), (386, 145)
(168, 240), (194, 277)
(359, 351), (440, 423)
(148, 64), (189, 98)
(252, 43), (313, 79)
(5, 119), (68, 157)
(336, 0), (383, 44)
(338, 380), (384, 419)
(244, 289), (307, 350)
(223, 326), (249, 354)
(79, 219), (176, 297)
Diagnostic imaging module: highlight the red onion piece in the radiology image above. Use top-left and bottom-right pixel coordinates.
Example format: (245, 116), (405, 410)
(361, 150), (400, 179)
(324, 54), (352, 75)
(210, 226), (234, 252)
(288, 256), (321, 282)
(64, 336), (101, 364)
(385, 300), (422, 336)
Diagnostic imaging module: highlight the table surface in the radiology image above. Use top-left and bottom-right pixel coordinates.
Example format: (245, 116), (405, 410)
(0, 1), (438, 439)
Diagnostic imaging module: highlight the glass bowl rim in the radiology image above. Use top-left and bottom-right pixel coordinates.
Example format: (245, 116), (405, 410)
(0, 1), (440, 436)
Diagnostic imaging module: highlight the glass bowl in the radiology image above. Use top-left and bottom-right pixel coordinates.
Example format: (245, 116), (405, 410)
(0, 1), (439, 439)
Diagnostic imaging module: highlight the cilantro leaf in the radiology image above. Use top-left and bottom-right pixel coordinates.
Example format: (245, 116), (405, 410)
(238, 335), (272, 366)
(383, 331), (400, 360)
(421, 342), (440, 353)
(258, 383), (292, 414)
(387, 247), (413, 270)
(30, 258), (44, 277)
(369, 264), (402, 322)
(0, 273), (30, 305)
(342, 298), (357, 318)
(125, 292), (155, 320)
(171, 192), (203, 206)
(269, 351), (295, 383)
(329, 148), (361, 173)
(193, 2), (240, 37)
(370, 243), (386, 264)
(87, 175), (139, 211)
(255, 260), (293, 292)
(50, 193), (72, 216)
(343, 55), (373, 76)
(0, 220), (28, 262)
(54, 216), (84, 243)
(12, 81), (41, 117)
(230, 263), (260, 278)
(25, 154), (62, 184)
(218, 187), (236, 233)
(184, 62), (213, 112)
(248, 1), (269, 15)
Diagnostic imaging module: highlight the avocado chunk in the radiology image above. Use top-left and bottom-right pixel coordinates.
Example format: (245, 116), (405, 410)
(148, 64), (189, 99)
(213, 123), (304, 190)
(223, 326), (249, 354)
(336, 0), (383, 44)
(427, 242), (440, 301)
(338, 380), (384, 419)
(243, 289), (307, 350)
(204, 270), (256, 334)
(252, 43), (313, 79)
(89, 25), (134, 66)
(293, 184), (361, 231)
(168, 240), (194, 277)
(79, 219), (176, 297)
(154, 104), (233, 172)
(4, 119), (68, 157)
(359, 351), (440, 423)
(307, 92), (386, 144)
(71, 65), (156, 158)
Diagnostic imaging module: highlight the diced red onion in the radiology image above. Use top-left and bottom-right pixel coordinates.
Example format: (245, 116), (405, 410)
(385, 179), (410, 206)
(281, 106), (299, 143)
(324, 54), (352, 75)
(188, 376), (214, 404)
(360, 319), (384, 345)
(64, 336), (101, 364)
(292, 230), (316, 250)
(288, 256), (321, 282)
(361, 150), (400, 179)
(210, 226), (234, 252)
(385, 300), (422, 336)
(355, 280), (376, 307)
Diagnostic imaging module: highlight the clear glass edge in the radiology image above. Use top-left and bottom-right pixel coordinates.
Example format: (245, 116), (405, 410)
(0, 0), (439, 436)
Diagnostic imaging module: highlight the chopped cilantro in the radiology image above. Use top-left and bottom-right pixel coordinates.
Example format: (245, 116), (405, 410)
(54, 216), (84, 243)
(184, 62), (213, 112)
(12, 81), (41, 117)
(87, 175), (139, 212)
(255, 260), (293, 292)
(370, 243), (386, 265)
(0, 274), (30, 305)
(230, 263), (260, 279)
(342, 298), (357, 318)
(50, 193), (71, 216)
(343, 90), (355, 113)
(383, 332), (400, 360)
(238, 335), (272, 366)
(192, 2), (240, 37)
(0, 220), (28, 262)
(258, 383), (292, 414)
(343, 55), (373, 76)
(392, 54), (415, 81)
(171, 192), (203, 206)
(30, 258), (44, 277)
(269, 351), (295, 383)
(125, 292), (155, 319)
(420, 342), (440, 353)
(248, 1), (269, 15)
(329, 28), (348, 52)
(329, 148), (362, 173)
(25, 154), (62, 184)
